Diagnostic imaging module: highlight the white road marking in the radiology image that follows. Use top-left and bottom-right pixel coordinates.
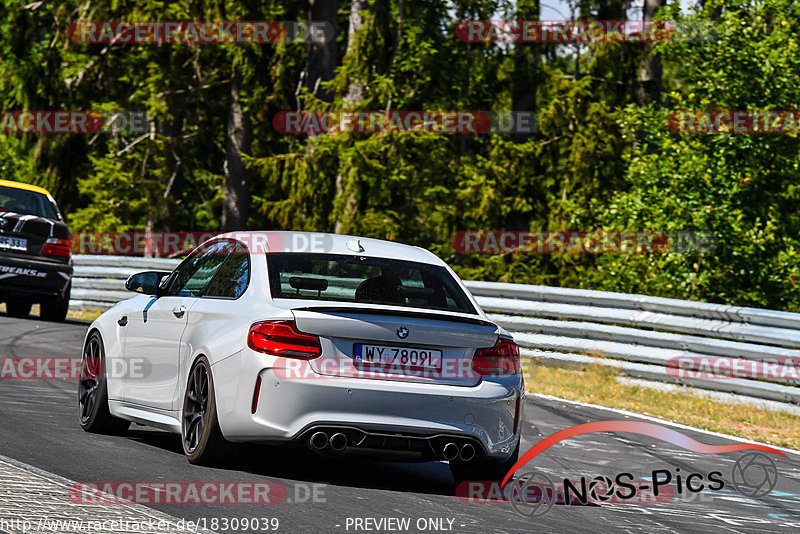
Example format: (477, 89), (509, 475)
(0, 454), (215, 534)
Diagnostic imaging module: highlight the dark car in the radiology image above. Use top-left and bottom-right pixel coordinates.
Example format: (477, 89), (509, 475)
(0, 179), (72, 321)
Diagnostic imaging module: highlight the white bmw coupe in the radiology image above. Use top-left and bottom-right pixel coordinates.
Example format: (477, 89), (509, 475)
(78, 232), (524, 482)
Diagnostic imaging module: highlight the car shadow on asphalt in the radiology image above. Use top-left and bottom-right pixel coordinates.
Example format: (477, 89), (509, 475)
(0, 311), (89, 326)
(125, 427), (186, 455)
(124, 428), (456, 496)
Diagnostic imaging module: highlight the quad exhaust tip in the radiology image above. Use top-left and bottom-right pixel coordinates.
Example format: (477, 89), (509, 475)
(310, 431), (329, 450)
(442, 442), (459, 461)
(459, 443), (476, 462)
(329, 432), (348, 452)
(309, 429), (476, 460)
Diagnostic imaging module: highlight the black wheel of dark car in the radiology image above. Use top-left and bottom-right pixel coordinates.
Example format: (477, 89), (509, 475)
(78, 331), (130, 434)
(182, 356), (230, 465)
(6, 299), (32, 318)
(450, 442), (520, 484)
(40, 282), (70, 322)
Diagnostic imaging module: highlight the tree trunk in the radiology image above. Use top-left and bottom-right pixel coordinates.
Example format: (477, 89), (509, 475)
(305, 0), (338, 102)
(222, 68), (253, 232)
(638, 0), (664, 105)
(511, 0), (540, 143)
(334, 0), (369, 233)
(344, 0), (367, 104)
(157, 93), (186, 248)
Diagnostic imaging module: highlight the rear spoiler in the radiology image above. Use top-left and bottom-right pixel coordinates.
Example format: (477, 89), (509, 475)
(290, 306), (497, 328)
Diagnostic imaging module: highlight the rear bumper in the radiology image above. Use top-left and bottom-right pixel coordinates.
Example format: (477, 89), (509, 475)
(211, 348), (523, 461)
(0, 254), (72, 300)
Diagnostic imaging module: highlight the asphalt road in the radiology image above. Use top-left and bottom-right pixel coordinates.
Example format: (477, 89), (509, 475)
(1, 313), (800, 534)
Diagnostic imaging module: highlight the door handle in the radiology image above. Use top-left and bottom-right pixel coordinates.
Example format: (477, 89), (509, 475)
(117, 315), (128, 327)
(172, 306), (186, 319)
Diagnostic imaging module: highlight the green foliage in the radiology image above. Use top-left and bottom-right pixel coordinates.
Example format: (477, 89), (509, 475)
(587, 0), (800, 309)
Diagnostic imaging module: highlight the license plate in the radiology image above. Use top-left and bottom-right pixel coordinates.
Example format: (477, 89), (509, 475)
(0, 236), (27, 251)
(353, 344), (442, 371)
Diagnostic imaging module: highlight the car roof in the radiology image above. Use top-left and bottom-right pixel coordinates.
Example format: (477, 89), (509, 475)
(217, 231), (446, 266)
(0, 179), (52, 197)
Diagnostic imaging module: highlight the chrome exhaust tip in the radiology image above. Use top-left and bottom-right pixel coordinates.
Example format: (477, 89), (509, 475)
(459, 443), (476, 462)
(309, 431), (329, 450)
(442, 442), (459, 461)
(329, 432), (348, 452)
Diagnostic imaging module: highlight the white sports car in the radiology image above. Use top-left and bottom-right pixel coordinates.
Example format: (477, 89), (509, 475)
(78, 232), (524, 482)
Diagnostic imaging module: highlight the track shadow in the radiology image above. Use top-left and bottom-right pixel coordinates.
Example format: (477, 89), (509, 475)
(125, 427), (185, 455)
(123, 428), (456, 496)
(0, 311), (89, 326)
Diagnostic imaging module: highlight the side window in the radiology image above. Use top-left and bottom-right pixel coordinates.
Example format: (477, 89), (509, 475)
(204, 242), (250, 299)
(166, 241), (232, 297)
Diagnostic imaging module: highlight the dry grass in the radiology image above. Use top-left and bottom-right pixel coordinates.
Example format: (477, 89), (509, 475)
(523, 359), (800, 450)
(66, 308), (104, 321)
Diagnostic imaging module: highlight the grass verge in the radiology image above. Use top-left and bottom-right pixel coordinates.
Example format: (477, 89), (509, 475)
(523, 359), (800, 450)
(67, 307), (104, 321)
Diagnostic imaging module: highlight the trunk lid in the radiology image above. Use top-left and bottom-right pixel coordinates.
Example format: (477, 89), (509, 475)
(0, 211), (69, 261)
(291, 307), (499, 386)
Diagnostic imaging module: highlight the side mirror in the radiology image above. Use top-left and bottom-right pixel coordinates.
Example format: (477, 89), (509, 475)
(125, 271), (171, 295)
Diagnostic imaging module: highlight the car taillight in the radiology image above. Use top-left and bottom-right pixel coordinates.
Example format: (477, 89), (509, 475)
(42, 237), (71, 258)
(472, 338), (521, 376)
(247, 320), (322, 360)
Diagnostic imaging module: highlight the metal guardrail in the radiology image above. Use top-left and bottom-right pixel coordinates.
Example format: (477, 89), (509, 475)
(70, 255), (181, 309)
(70, 255), (800, 405)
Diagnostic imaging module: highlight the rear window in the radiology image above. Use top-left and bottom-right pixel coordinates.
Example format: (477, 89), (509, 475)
(266, 253), (477, 315)
(0, 186), (60, 220)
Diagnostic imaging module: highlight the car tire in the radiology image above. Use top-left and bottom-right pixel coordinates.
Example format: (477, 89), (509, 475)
(78, 331), (131, 435)
(182, 356), (231, 465)
(449, 442), (520, 484)
(40, 283), (70, 322)
(6, 299), (32, 318)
